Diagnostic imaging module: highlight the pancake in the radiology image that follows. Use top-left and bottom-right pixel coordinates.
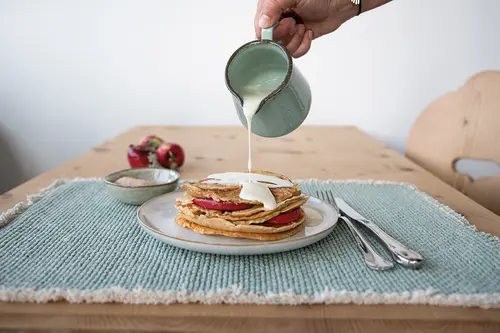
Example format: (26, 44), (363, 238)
(174, 215), (305, 241)
(181, 170), (301, 204)
(174, 170), (307, 241)
(177, 209), (305, 233)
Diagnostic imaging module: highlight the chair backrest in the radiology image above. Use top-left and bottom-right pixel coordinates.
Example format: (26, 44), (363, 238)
(406, 70), (500, 215)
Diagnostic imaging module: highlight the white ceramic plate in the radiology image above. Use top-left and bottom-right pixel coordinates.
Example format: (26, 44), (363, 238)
(137, 190), (339, 255)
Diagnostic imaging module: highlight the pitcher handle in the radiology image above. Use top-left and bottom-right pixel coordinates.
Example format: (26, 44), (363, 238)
(261, 10), (304, 41)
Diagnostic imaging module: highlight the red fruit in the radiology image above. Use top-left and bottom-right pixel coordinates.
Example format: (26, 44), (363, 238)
(127, 144), (156, 168)
(156, 142), (185, 170)
(193, 198), (252, 211)
(139, 135), (164, 150)
(267, 208), (303, 225)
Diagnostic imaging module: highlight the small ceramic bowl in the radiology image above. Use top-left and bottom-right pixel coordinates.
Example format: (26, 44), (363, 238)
(103, 167), (180, 205)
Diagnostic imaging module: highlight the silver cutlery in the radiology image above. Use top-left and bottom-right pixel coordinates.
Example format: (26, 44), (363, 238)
(334, 197), (424, 269)
(315, 191), (394, 271)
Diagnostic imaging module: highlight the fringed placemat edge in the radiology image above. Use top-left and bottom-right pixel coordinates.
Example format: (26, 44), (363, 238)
(1, 286), (499, 308)
(0, 178), (100, 228)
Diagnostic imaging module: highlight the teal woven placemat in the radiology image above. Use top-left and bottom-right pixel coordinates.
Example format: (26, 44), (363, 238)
(1, 179), (499, 308)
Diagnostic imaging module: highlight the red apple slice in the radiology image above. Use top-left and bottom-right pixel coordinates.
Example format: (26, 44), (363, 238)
(193, 198), (252, 211)
(266, 208), (303, 225)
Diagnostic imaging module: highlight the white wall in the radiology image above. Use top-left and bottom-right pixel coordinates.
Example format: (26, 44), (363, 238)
(1, 0), (500, 192)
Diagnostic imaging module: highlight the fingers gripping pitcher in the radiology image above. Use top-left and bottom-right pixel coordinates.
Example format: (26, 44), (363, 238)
(225, 13), (312, 138)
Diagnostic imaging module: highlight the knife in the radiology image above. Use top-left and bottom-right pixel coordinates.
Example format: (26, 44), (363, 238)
(334, 197), (424, 269)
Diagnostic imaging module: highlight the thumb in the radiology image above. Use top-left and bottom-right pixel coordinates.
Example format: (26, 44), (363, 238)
(258, 0), (297, 28)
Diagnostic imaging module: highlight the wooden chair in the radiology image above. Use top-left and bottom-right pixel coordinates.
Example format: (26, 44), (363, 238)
(406, 70), (500, 215)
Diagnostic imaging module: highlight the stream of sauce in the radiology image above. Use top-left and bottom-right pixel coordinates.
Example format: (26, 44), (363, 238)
(206, 86), (286, 209)
(241, 88), (274, 173)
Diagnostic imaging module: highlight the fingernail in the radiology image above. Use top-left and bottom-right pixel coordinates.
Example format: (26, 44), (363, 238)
(307, 30), (313, 39)
(259, 14), (272, 28)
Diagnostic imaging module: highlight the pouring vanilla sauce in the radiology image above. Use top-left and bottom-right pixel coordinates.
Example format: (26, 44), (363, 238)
(241, 86), (276, 173)
(208, 86), (282, 209)
(206, 86), (287, 210)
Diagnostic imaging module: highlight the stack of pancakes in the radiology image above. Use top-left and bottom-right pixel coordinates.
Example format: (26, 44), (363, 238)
(174, 171), (309, 240)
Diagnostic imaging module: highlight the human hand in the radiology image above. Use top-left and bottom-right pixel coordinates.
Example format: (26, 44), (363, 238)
(254, 0), (360, 58)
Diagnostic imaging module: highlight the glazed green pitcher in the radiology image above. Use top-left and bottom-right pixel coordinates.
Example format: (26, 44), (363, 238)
(225, 16), (312, 138)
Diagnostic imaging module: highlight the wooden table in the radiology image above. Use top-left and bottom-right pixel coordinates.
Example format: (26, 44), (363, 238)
(1, 126), (499, 333)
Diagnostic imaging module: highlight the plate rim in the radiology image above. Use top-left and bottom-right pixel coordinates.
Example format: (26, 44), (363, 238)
(136, 191), (339, 248)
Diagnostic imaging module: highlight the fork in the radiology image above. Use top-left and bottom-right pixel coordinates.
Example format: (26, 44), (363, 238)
(334, 197), (424, 269)
(315, 191), (394, 271)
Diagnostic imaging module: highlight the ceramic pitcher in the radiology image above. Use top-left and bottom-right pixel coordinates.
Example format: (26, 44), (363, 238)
(225, 15), (312, 138)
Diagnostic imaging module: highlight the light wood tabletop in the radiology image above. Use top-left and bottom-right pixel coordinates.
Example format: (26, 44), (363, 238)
(1, 125), (500, 333)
